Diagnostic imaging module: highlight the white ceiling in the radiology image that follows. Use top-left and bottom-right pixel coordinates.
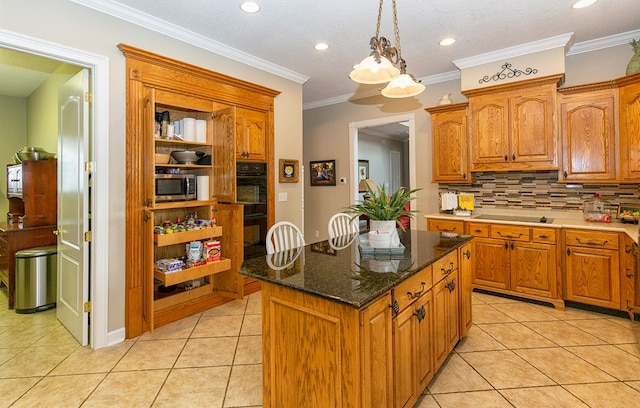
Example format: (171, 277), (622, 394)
(3, 0), (640, 107)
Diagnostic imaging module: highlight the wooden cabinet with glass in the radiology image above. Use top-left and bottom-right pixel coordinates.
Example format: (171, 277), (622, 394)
(464, 75), (561, 172)
(120, 44), (279, 337)
(425, 103), (470, 183)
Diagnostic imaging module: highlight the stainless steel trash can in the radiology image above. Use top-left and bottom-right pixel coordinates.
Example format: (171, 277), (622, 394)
(14, 245), (57, 314)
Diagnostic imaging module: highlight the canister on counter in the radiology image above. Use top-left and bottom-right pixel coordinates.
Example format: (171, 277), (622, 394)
(204, 240), (221, 262)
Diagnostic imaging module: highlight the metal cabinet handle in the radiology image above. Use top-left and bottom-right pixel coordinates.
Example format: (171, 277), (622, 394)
(441, 262), (454, 275)
(464, 250), (471, 259)
(625, 268), (633, 279)
(504, 155), (508, 161)
(446, 280), (456, 293)
(414, 305), (426, 322)
(498, 232), (522, 238)
(563, 171), (568, 178)
(575, 238), (607, 246)
(389, 300), (400, 317)
(539, 235), (549, 239)
(437, 226), (456, 232)
(407, 282), (426, 300)
(512, 154), (516, 161)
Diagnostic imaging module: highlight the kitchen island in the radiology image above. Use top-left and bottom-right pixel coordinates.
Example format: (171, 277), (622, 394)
(240, 230), (473, 408)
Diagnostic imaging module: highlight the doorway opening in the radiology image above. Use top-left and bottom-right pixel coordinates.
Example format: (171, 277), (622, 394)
(0, 30), (110, 349)
(348, 114), (416, 220)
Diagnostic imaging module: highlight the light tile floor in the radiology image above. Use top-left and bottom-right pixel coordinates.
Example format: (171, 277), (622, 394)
(1, 288), (639, 407)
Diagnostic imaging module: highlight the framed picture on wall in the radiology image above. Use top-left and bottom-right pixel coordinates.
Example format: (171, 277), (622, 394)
(279, 159), (299, 183)
(310, 160), (336, 186)
(358, 160), (369, 180)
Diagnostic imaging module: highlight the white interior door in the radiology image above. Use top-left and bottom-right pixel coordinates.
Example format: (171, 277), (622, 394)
(56, 69), (90, 345)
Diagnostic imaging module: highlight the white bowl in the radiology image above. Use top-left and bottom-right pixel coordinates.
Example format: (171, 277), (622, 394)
(170, 150), (204, 164)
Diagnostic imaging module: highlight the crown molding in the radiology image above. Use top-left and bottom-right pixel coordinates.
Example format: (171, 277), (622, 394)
(567, 29), (640, 55)
(70, 0), (309, 84)
(453, 33), (576, 70)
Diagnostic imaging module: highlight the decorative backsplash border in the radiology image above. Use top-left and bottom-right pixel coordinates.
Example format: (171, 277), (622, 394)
(438, 171), (640, 212)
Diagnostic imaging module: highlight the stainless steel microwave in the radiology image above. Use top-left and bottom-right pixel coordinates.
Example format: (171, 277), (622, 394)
(155, 173), (196, 202)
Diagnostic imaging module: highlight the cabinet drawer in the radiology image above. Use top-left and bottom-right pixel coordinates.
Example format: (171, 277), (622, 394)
(565, 229), (619, 250)
(490, 225), (530, 242)
(427, 219), (464, 234)
(466, 222), (489, 237)
(532, 228), (557, 244)
(393, 266), (432, 312)
(433, 251), (458, 281)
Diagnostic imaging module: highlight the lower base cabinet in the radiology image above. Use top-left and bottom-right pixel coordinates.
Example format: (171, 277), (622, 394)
(433, 270), (459, 369)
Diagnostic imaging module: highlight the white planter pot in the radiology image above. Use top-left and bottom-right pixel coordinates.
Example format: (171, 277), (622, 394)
(369, 220), (400, 248)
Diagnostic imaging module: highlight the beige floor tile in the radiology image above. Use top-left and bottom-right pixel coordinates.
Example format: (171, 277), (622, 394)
(153, 366), (231, 408)
(0, 347), (25, 366)
(31, 324), (80, 347)
(241, 314), (263, 336)
(514, 347), (615, 384)
(235, 335), (262, 365)
(472, 292), (521, 304)
(245, 291), (263, 315)
(566, 344), (640, 381)
(0, 377), (40, 408)
(224, 363), (263, 407)
(460, 350), (555, 389)
(605, 316), (640, 330)
(139, 315), (199, 340)
(191, 315), (243, 338)
(492, 302), (559, 322)
(532, 304), (606, 320)
(413, 394), (439, 408)
(566, 318), (637, 344)
(564, 382), (640, 408)
(174, 337), (238, 368)
(454, 325), (506, 353)
(50, 339), (136, 375)
(0, 323), (59, 348)
(0, 344), (78, 378)
(523, 320), (607, 346)
(500, 385), (589, 407)
(472, 304), (515, 324)
(113, 339), (186, 371)
(202, 297), (248, 316)
(432, 390), (512, 408)
(83, 370), (169, 408)
(616, 343), (640, 358)
(427, 354), (492, 394)
(471, 293), (487, 305)
(11, 373), (104, 408)
(627, 381), (640, 392)
(477, 322), (556, 349)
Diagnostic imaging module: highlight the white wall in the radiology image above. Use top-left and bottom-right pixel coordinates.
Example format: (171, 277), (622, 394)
(0, 95), (26, 216)
(1, 0), (304, 337)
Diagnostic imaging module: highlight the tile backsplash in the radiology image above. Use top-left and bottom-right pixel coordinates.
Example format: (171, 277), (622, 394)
(438, 171), (640, 213)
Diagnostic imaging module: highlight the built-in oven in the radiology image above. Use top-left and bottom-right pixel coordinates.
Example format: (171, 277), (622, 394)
(237, 162), (268, 259)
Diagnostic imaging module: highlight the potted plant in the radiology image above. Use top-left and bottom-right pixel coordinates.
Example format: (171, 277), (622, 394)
(345, 183), (421, 247)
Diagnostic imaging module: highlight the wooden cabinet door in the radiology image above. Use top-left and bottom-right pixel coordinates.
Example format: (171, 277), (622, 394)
(433, 271), (459, 369)
(565, 246), (620, 309)
(510, 241), (556, 298)
(426, 218), (465, 234)
(361, 292), (394, 408)
(469, 92), (510, 170)
(559, 89), (617, 181)
(393, 304), (417, 408)
(415, 291), (434, 391)
(213, 107), (237, 203)
(510, 86), (556, 168)
(472, 237), (510, 290)
(236, 107), (266, 161)
(426, 104), (469, 183)
(458, 243), (473, 337)
(618, 76), (640, 181)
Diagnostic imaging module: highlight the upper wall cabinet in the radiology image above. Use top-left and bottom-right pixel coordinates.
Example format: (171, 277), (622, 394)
(464, 75), (562, 172)
(557, 84), (617, 182)
(236, 107), (267, 161)
(617, 72), (640, 182)
(426, 103), (470, 184)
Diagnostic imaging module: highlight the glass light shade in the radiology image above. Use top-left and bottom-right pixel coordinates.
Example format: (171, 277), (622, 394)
(349, 55), (400, 84)
(380, 74), (425, 98)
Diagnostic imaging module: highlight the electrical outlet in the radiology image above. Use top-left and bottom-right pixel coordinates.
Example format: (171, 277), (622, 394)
(278, 192), (288, 202)
(315, 230), (319, 237)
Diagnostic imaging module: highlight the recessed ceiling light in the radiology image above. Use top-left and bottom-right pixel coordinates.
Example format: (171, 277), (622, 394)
(314, 42), (329, 51)
(572, 0), (598, 9)
(240, 1), (260, 13)
(439, 38), (456, 46)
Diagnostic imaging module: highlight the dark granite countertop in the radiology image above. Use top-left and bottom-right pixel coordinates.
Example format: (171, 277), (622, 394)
(239, 230), (472, 309)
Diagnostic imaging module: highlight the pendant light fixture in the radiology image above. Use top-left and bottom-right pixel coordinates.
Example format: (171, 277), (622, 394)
(349, 0), (424, 98)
